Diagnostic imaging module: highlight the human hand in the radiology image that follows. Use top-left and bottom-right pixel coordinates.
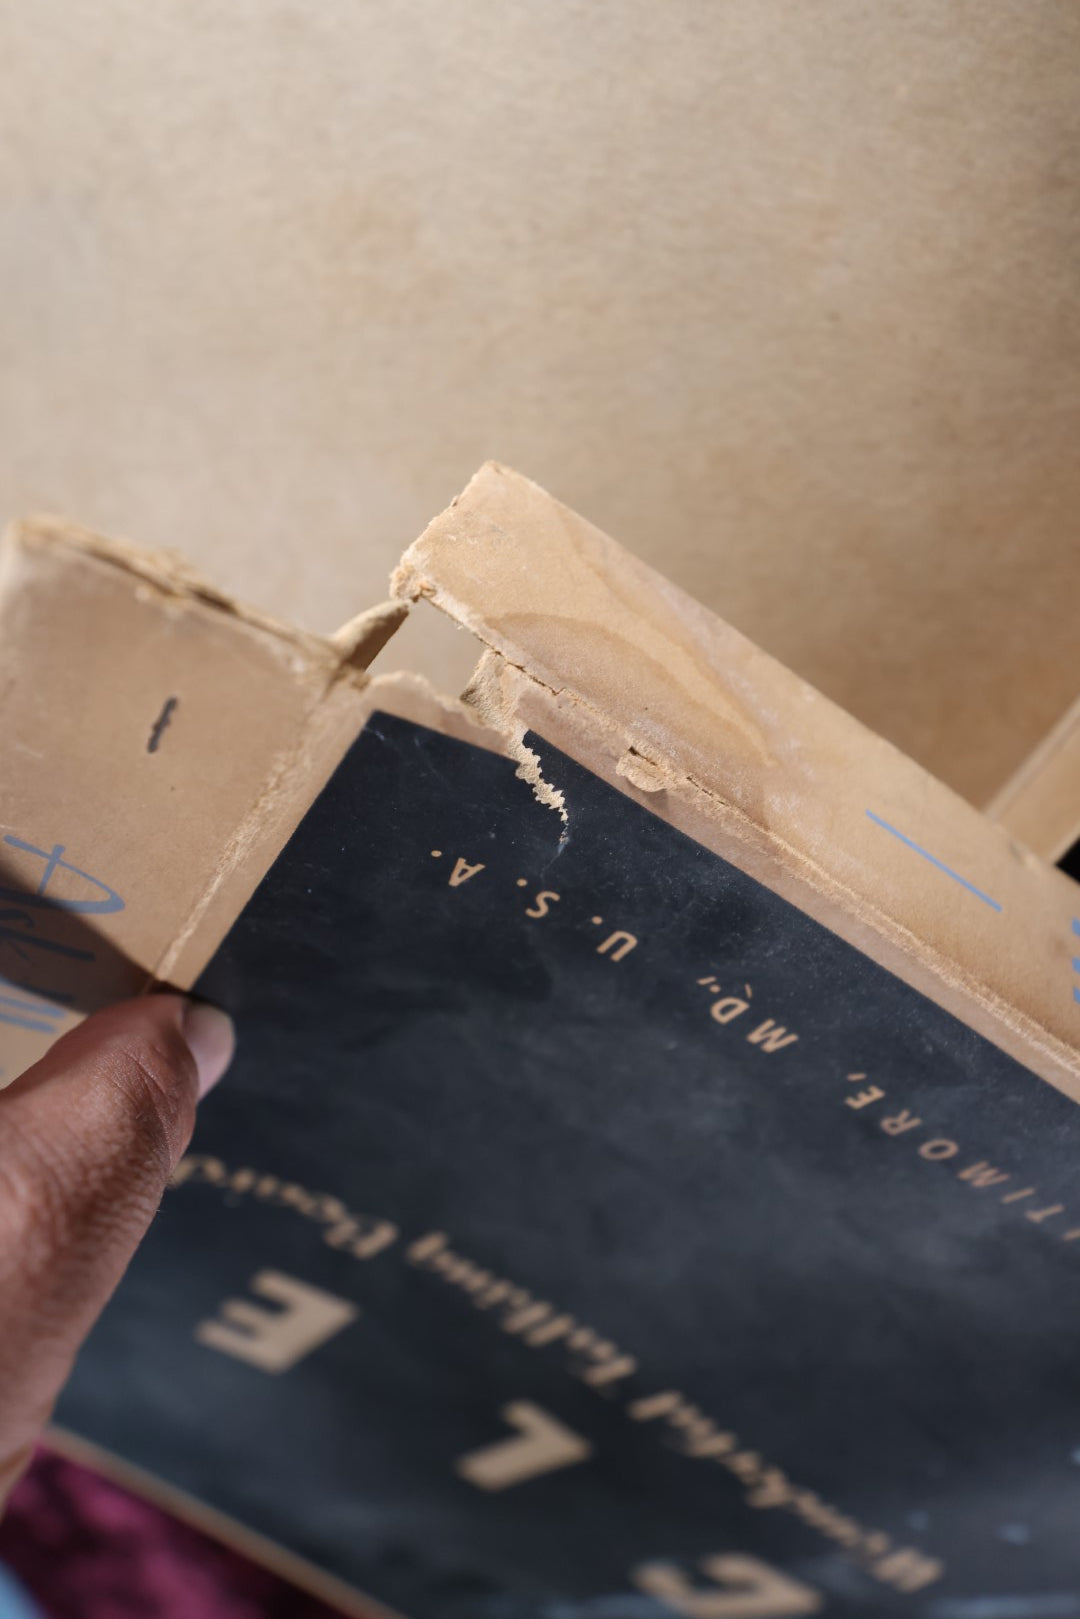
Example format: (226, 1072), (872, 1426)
(0, 995), (234, 1507)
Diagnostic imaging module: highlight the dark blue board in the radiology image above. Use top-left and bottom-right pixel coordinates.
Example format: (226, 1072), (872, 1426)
(59, 712), (1080, 1616)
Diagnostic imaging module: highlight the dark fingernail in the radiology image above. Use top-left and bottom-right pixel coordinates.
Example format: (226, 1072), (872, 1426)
(182, 1001), (235, 1098)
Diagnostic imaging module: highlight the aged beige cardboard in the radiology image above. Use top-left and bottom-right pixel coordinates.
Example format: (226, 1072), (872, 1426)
(1, 466), (1077, 1110)
(0, 518), (399, 1080)
(393, 465), (1080, 1102)
(2, 2), (1079, 814)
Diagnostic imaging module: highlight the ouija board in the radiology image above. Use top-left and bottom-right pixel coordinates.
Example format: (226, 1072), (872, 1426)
(56, 708), (1080, 1618)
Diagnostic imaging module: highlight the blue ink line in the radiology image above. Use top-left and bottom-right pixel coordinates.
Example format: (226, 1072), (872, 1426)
(0, 975), (73, 1007)
(1, 834), (124, 915)
(1073, 957), (1080, 975)
(0, 974), (50, 1002)
(0, 928), (94, 962)
(1074, 919), (1080, 939)
(0, 1009), (60, 1033)
(0, 993), (63, 1019)
(1075, 986), (1080, 1006)
(864, 811), (1003, 912)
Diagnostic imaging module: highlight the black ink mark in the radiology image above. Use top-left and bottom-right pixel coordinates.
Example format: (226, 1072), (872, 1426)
(147, 697), (179, 754)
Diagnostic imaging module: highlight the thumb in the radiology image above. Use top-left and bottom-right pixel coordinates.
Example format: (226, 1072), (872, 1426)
(0, 993), (234, 1506)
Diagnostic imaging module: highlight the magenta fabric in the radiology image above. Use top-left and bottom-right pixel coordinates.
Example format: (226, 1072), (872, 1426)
(0, 1450), (361, 1619)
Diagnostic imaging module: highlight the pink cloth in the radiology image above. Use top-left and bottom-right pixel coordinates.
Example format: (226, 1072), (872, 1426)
(0, 1450), (357, 1619)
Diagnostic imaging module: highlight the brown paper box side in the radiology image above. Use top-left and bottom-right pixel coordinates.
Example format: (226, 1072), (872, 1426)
(393, 463), (1080, 1101)
(7, 0), (1080, 827)
(0, 517), (405, 1081)
(2, 473), (1078, 1110)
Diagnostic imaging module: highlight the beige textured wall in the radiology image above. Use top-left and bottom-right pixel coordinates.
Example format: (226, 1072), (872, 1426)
(1, 1), (1078, 805)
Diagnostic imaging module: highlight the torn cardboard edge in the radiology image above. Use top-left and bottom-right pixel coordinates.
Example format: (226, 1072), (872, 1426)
(0, 518), (423, 1080)
(1, 472), (1078, 1103)
(394, 463), (1080, 1099)
(11, 513), (411, 676)
(160, 670), (505, 997)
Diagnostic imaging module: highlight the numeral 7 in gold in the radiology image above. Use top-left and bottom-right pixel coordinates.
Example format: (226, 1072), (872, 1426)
(455, 1400), (593, 1490)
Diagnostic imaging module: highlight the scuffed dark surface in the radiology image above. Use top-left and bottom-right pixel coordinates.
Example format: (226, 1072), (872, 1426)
(59, 712), (1080, 1616)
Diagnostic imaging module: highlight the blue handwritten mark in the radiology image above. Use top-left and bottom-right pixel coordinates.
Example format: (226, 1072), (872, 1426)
(0, 997), (65, 1033)
(1073, 921), (1080, 1006)
(0, 1015), (55, 1032)
(0, 914), (94, 965)
(0, 836), (125, 914)
(0, 973), (73, 1007)
(864, 811), (1003, 912)
(0, 976), (68, 1034)
(0, 839), (121, 1030)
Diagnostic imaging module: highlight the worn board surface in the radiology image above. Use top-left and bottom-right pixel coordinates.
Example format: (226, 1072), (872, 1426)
(397, 464), (1080, 1099)
(58, 712), (1080, 1616)
(3, 3), (1080, 807)
(0, 517), (397, 1082)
